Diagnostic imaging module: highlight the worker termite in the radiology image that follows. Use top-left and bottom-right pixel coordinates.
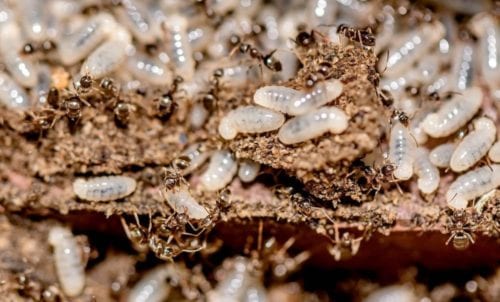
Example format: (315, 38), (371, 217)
(413, 147), (440, 194)
(48, 226), (86, 297)
(120, 213), (149, 252)
(337, 24), (376, 46)
(73, 175), (137, 202)
(64, 95), (83, 122)
(218, 105), (285, 140)
(254, 79), (344, 115)
(163, 156), (190, 191)
(446, 164), (500, 209)
(450, 117), (496, 172)
(231, 37), (283, 73)
(388, 121), (417, 180)
(422, 87), (483, 138)
(278, 106), (349, 145)
(446, 210), (476, 250)
(327, 226), (363, 261)
(25, 109), (58, 132)
(200, 150), (238, 191)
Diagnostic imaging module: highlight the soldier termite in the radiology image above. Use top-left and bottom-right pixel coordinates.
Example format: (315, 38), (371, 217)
(446, 164), (500, 209)
(73, 176), (137, 202)
(48, 226), (86, 297)
(253, 79), (343, 116)
(218, 105), (285, 140)
(277, 106), (349, 145)
(450, 117), (496, 172)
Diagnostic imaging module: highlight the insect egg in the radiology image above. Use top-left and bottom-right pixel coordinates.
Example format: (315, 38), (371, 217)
(450, 117), (496, 172)
(189, 102), (209, 129)
(238, 159), (261, 183)
(413, 147), (440, 194)
(218, 105), (285, 140)
(200, 150), (238, 191)
(363, 285), (417, 302)
(48, 226), (86, 297)
(388, 121), (417, 180)
(73, 176), (137, 202)
(421, 86), (483, 138)
(254, 79), (344, 115)
(446, 164), (500, 209)
(488, 141), (500, 163)
(429, 142), (456, 168)
(277, 106), (349, 145)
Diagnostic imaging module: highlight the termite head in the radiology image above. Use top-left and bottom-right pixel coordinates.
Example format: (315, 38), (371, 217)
(47, 87), (60, 109)
(22, 42), (36, 55)
(100, 77), (118, 97)
(295, 31), (315, 48)
(405, 85), (421, 97)
(114, 102), (131, 126)
(317, 62), (332, 77)
(380, 164), (396, 177)
(263, 50), (282, 72)
(157, 95), (178, 119)
(64, 96), (82, 121)
(79, 75), (93, 90)
(305, 74), (319, 88)
(391, 110), (410, 126)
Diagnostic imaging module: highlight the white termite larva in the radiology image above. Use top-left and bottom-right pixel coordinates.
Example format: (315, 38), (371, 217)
(189, 102), (209, 129)
(413, 148), (440, 194)
(254, 79), (343, 116)
(58, 13), (117, 65)
(446, 41), (476, 91)
(207, 257), (252, 302)
(73, 176), (137, 202)
(0, 22), (38, 88)
(164, 188), (209, 220)
(0, 71), (30, 110)
(429, 142), (456, 168)
(15, 0), (48, 42)
(126, 266), (171, 302)
(277, 106), (349, 145)
(363, 285), (417, 302)
(469, 14), (500, 89)
(200, 150), (238, 191)
(180, 143), (210, 175)
(162, 15), (195, 80)
(388, 121), (417, 180)
(489, 141), (500, 163)
(218, 106), (285, 140)
(381, 21), (445, 77)
(116, 0), (157, 44)
(446, 164), (500, 209)
(80, 24), (132, 79)
(126, 50), (173, 86)
(48, 226), (85, 297)
(421, 87), (483, 138)
(450, 117), (496, 172)
(238, 159), (261, 183)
